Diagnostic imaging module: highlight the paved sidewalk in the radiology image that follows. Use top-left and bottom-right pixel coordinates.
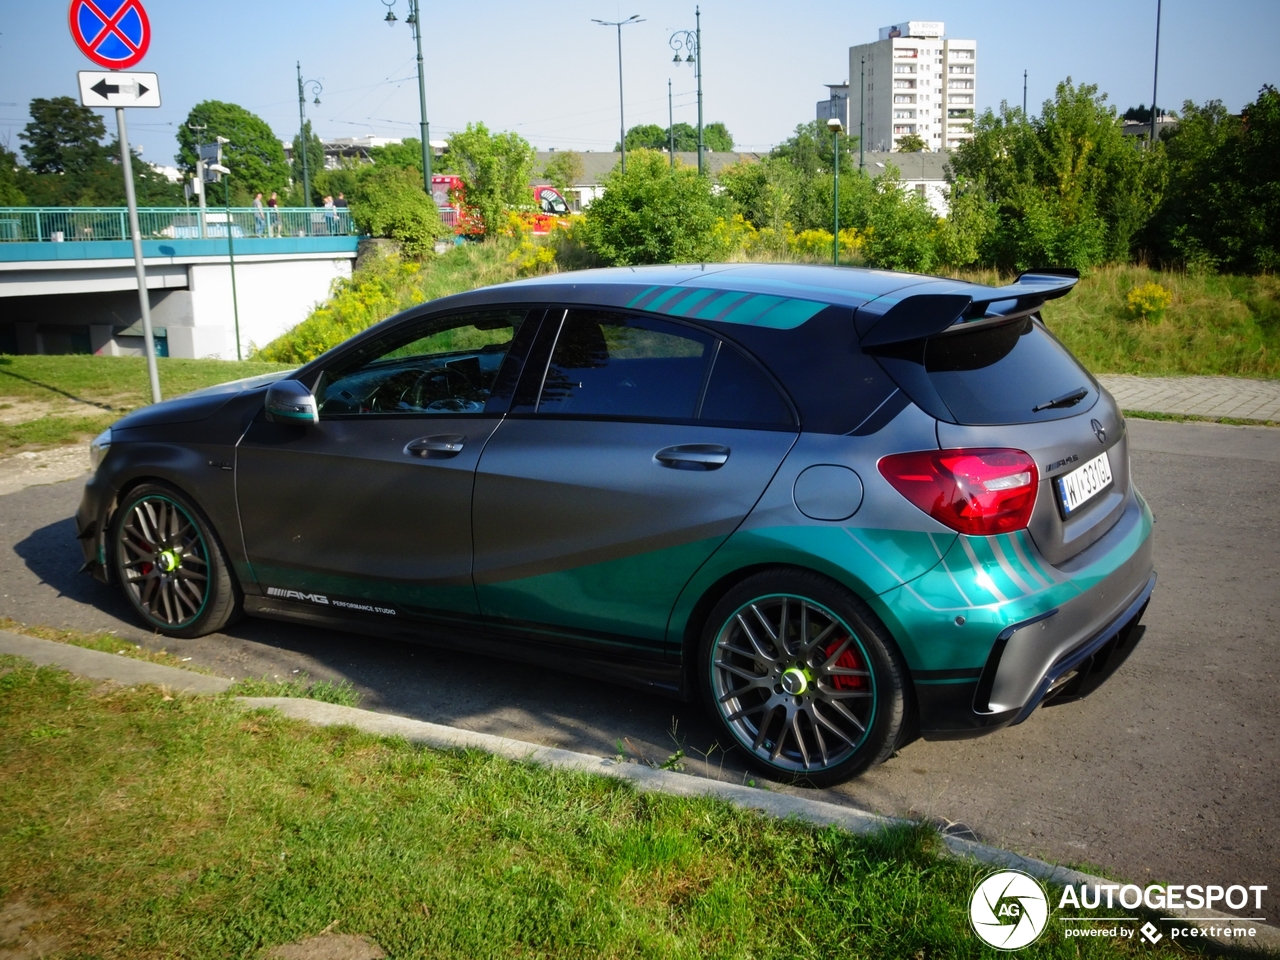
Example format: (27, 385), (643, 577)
(1098, 374), (1280, 421)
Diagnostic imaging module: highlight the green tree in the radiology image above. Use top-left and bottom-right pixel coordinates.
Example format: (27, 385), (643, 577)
(1144, 86), (1279, 272)
(616, 122), (733, 153)
(0, 146), (28, 205)
(446, 122), (535, 236)
(861, 167), (939, 271)
(617, 124), (666, 151)
(704, 121), (734, 152)
(368, 138), (427, 171)
(583, 150), (725, 265)
(669, 122), (698, 152)
(541, 151), (584, 193)
(290, 120), (325, 204)
(176, 101), (290, 198)
(19, 97), (109, 174)
(895, 133), (928, 153)
(949, 78), (1162, 272)
(770, 120), (857, 178)
(350, 165), (447, 259)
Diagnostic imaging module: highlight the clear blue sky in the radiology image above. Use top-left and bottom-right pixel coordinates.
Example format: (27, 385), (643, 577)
(1, 0), (1276, 165)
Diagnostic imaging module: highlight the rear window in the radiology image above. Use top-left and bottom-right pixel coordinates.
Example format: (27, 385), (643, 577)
(924, 317), (1097, 424)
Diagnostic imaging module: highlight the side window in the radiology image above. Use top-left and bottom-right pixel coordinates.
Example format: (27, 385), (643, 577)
(317, 308), (528, 417)
(537, 310), (714, 420)
(699, 342), (795, 427)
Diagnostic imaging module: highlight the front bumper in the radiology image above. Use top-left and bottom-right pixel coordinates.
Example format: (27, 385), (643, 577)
(75, 470), (115, 583)
(876, 489), (1155, 739)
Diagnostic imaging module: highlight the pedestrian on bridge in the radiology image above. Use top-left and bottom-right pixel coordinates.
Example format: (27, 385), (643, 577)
(267, 192), (281, 237)
(252, 193), (266, 238)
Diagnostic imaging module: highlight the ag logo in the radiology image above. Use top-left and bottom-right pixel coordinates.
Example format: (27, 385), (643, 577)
(970, 870), (1049, 950)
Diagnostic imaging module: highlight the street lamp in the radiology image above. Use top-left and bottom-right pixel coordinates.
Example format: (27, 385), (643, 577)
(207, 160), (242, 362)
(592, 14), (644, 174)
(859, 55), (866, 173)
(1150, 0), (1162, 148)
(383, 0), (433, 190)
(669, 8), (704, 176)
(295, 63), (322, 207)
(828, 117), (843, 266)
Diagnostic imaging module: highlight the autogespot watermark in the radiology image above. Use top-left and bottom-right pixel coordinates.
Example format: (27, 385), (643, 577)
(968, 870), (1269, 950)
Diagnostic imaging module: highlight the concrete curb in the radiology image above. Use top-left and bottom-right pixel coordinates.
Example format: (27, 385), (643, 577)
(3, 632), (1274, 950)
(0, 630), (232, 695)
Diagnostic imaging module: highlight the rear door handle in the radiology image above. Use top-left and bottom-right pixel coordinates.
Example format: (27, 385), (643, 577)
(654, 444), (730, 471)
(405, 434), (466, 458)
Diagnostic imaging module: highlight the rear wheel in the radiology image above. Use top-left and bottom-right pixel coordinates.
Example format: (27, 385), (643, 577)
(699, 569), (907, 787)
(110, 483), (240, 638)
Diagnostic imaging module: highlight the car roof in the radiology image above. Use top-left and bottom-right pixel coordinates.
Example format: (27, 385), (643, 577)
(439, 263), (1014, 329)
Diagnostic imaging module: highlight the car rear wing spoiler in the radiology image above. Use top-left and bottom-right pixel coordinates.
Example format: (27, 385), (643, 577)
(858, 268), (1080, 349)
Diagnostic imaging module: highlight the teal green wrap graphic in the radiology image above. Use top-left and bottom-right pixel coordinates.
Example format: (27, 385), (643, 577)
(477, 537), (724, 649)
(872, 497), (1154, 674)
(625, 286), (829, 329)
(667, 526), (958, 650)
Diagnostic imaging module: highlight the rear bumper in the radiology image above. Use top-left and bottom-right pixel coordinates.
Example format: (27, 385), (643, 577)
(889, 490), (1155, 739)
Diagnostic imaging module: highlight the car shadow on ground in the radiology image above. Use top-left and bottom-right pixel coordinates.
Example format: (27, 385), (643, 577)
(12, 511), (748, 785)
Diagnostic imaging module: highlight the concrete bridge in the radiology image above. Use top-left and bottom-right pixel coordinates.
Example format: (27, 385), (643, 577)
(0, 207), (359, 359)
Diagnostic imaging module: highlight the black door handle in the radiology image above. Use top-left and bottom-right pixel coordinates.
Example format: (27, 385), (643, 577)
(405, 434), (466, 458)
(654, 444), (730, 471)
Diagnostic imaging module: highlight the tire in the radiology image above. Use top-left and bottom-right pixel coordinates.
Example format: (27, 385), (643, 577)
(110, 482), (241, 639)
(698, 568), (908, 787)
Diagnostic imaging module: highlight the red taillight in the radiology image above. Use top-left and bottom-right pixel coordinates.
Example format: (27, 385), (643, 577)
(878, 448), (1039, 535)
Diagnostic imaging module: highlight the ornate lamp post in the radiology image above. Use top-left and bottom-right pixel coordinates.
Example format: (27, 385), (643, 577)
(669, 8), (704, 175)
(828, 118), (843, 265)
(295, 64), (321, 206)
(382, 0), (433, 189)
(592, 14), (644, 173)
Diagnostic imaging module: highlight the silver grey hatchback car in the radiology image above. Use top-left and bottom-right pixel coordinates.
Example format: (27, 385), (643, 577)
(78, 263), (1154, 785)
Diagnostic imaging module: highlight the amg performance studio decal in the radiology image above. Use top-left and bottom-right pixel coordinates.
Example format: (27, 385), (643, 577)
(265, 587), (395, 617)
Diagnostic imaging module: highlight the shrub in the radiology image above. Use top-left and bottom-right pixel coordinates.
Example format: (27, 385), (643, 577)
(1125, 281), (1173, 321)
(582, 151), (726, 265)
(350, 166), (448, 258)
(255, 251), (425, 363)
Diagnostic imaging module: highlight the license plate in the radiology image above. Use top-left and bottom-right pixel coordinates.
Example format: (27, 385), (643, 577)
(1056, 451), (1113, 515)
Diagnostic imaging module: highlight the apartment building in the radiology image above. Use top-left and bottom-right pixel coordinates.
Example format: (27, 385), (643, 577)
(832, 21), (976, 152)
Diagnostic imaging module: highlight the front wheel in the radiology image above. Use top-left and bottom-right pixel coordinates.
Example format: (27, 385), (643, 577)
(699, 569), (908, 787)
(110, 483), (241, 638)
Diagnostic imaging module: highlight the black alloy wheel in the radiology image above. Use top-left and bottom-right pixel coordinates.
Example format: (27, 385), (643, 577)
(699, 568), (908, 787)
(111, 483), (241, 638)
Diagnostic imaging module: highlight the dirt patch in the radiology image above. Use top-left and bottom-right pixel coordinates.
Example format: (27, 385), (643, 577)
(266, 933), (386, 960)
(0, 446), (90, 497)
(0, 396), (132, 426)
(0, 900), (62, 960)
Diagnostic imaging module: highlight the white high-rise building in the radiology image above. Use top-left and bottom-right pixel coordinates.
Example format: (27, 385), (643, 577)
(840, 21), (976, 153)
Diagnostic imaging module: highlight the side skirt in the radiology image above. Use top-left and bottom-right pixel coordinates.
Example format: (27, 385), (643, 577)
(243, 596), (684, 700)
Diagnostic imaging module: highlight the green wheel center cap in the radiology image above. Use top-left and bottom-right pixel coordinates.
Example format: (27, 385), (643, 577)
(156, 550), (180, 573)
(780, 667), (810, 696)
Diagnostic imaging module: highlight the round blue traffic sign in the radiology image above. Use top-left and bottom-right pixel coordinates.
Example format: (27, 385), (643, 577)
(69, 0), (151, 70)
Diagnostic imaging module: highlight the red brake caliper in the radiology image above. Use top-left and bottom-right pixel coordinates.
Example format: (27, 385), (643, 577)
(823, 638), (866, 690)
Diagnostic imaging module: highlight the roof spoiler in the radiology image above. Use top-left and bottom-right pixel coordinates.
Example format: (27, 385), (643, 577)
(859, 268), (1079, 348)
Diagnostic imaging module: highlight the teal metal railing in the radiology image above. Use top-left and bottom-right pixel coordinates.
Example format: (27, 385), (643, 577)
(0, 206), (356, 242)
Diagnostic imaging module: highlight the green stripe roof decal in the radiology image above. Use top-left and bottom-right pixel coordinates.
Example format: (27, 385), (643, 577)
(625, 285), (828, 329)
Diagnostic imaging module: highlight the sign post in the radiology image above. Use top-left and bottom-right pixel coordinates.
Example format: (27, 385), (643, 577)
(70, 0), (161, 403)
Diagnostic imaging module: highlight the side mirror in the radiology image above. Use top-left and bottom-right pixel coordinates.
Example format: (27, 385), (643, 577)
(264, 379), (318, 424)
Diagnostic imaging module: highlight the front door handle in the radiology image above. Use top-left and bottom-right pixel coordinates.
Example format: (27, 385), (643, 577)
(654, 444), (730, 471)
(405, 434), (466, 458)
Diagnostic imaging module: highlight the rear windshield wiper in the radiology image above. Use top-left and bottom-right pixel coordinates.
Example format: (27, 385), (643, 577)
(1032, 387), (1088, 413)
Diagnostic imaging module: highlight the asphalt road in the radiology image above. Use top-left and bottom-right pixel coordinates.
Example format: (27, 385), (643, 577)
(1, 418), (1276, 900)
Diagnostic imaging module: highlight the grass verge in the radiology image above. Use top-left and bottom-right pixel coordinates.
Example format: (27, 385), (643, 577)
(1122, 410), (1278, 427)
(0, 656), (1258, 959)
(0, 616), (196, 670)
(0, 356), (292, 452)
(227, 675), (361, 707)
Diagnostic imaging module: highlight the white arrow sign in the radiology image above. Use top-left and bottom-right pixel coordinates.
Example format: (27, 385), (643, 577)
(78, 71), (161, 109)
